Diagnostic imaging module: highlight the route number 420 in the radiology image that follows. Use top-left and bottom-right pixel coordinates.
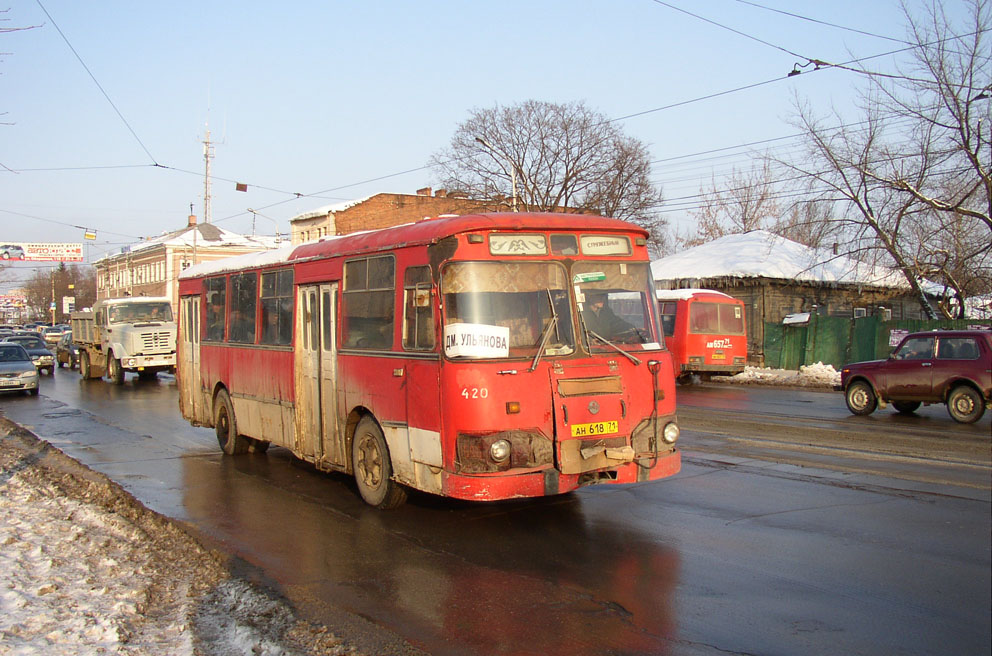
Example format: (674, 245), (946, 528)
(461, 387), (489, 399)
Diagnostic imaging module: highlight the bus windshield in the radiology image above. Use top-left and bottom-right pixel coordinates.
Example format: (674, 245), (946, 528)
(688, 302), (745, 335)
(574, 262), (660, 351)
(442, 261), (574, 359)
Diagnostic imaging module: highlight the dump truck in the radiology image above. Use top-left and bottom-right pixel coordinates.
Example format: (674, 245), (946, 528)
(71, 297), (177, 384)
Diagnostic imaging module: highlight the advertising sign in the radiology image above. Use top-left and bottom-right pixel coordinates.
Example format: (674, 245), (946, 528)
(0, 242), (84, 262)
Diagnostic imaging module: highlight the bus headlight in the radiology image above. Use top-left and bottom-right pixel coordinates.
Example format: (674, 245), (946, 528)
(490, 439), (511, 463)
(662, 422), (680, 444)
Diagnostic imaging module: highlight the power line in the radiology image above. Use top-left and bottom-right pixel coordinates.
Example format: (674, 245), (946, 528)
(649, 0), (807, 60)
(34, 0), (158, 165)
(732, 0), (909, 45)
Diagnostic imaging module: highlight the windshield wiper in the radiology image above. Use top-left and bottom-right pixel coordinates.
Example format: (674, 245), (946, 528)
(529, 289), (562, 372)
(578, 312), (641, 366)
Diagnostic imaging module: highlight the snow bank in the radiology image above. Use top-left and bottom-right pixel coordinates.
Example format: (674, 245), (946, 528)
(714, 362), (841, 388)
(0, 422), (352, 655)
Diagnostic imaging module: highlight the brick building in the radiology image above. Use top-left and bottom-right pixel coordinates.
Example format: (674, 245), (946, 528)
(290, 188), (504, 244)
(95, 216), (280, 314)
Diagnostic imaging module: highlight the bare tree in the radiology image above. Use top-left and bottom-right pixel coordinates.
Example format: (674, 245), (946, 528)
(430, 100), (668, 251)
(773, 199), (842, 250)
(783, 0), (991, 319)
(23, 264), (97, 322)
(683, 161), (781, 247)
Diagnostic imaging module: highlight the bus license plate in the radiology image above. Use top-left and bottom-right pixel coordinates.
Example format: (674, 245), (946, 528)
(712, 352), (726, 360)
(571, 420), (619, 437)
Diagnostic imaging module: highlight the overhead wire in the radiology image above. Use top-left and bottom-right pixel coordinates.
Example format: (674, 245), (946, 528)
(33, 0), (158, 165)
(11, 0), (985, 243)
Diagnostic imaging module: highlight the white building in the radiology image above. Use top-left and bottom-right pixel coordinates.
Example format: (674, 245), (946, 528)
(96, 216), (280, 314)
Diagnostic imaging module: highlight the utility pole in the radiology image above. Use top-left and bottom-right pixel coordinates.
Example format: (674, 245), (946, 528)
(202, 126), (214, 224)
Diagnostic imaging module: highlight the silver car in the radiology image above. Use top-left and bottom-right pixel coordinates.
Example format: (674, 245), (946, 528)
(0, 343), (40, 395)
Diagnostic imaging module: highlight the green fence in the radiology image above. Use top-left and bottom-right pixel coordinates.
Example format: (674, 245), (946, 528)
(763, 316), (992, 370)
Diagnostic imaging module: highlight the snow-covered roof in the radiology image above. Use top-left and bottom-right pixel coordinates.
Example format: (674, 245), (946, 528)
(96, 224), (282, 263)
(179, 241), (300, 280)
(652, 230), (931, 291)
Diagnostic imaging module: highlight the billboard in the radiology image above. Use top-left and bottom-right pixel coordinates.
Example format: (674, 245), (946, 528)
(0, 242), (84, 262)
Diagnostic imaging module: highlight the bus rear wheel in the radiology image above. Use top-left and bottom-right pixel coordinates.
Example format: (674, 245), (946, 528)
(352, 416), (407, 509)
(214, 389), (249, 455)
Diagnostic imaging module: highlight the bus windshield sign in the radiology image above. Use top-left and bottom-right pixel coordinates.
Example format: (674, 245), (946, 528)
(444, 322), (510, 358)
(489, 234), (547, 256)
(580, 235), (631, 256)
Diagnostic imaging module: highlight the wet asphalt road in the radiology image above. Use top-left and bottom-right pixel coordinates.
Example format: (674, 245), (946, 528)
(1, 368), (990, 656)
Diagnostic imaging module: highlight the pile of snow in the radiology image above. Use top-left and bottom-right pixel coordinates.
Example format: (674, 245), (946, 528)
(0, 421), (351, 655)
(715, 362), (841, 388)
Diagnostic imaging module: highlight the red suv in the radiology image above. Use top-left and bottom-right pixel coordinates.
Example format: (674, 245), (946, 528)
(839, 330), (992, 424)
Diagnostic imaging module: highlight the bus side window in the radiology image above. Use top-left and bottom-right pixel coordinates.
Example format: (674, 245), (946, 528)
(403, 266), (434, 351)
(228, 272), (257, 344)
(204, 276), (227, 341)
(260, 269), (294, 346)
(343, 255), (395, 349)
(659, 301), (676, 337)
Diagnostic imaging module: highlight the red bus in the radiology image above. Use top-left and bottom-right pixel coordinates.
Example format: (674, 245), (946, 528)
(656, 289), (747, 382)
(177, 213), (680, 507)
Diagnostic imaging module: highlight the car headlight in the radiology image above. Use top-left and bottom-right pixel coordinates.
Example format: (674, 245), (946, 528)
(662, 422), (680, 444)
(20, 370), (38, 379)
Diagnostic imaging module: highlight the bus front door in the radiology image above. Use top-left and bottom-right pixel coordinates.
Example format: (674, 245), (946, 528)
(294, 284), (343, 467)
(179, 296), (205, 423)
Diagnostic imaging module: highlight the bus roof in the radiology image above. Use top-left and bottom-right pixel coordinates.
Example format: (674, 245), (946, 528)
(180, 212), (646, 280)
(655, 288), (736, 301)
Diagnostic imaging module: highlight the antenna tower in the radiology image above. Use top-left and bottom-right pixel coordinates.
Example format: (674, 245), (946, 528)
(202, 126), (214, 223)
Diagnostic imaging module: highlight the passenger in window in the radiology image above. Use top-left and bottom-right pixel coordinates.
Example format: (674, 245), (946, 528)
(207, 297), (225, 340)
(582, 291), (634, 339)
(262, 308), (280, 345)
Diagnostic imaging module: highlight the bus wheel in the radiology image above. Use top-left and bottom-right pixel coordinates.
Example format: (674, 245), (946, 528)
(352, 416), (407, 509)
(214, 389), (249, 455)
(108, 354), (125, 386)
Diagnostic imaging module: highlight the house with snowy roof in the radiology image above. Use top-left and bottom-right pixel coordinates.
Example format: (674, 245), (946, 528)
(95, 214), (282, 313)
(651, 230), (945, 363)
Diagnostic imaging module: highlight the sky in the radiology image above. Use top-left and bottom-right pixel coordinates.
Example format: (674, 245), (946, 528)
(0, 0), (968, 289)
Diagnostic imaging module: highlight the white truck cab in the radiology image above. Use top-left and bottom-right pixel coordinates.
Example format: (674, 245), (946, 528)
(72, 297), (177, 384)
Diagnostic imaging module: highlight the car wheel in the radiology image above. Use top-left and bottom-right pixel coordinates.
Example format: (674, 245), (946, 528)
(947, 385), (984, 424)
(28, 388), (39, 396)
(892, 401), (921, 414)
(845, 380), (877, 416)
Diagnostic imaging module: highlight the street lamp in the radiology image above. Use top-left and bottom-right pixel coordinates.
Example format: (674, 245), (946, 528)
(475, 136), (518, 212)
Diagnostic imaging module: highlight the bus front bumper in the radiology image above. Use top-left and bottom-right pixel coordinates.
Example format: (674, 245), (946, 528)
(441, 449), (681, 502)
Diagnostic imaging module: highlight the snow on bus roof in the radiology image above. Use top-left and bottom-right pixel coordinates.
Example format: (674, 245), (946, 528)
(179, 241), (301, 280)
(180, 213), (646, 280)
(655, 288), (734, 301)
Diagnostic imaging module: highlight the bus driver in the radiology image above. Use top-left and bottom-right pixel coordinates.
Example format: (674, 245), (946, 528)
(581, 291), (634, 340)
